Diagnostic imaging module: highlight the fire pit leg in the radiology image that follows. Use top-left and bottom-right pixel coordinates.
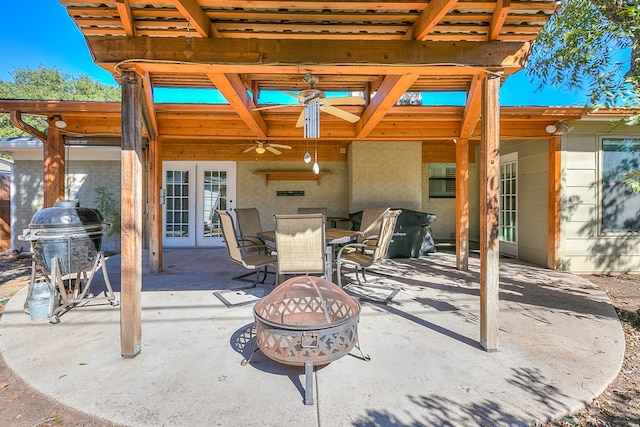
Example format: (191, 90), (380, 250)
(304, 360), (314, 405)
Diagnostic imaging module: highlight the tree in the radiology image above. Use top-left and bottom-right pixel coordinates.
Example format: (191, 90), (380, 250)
(527, 0), (640, 110)
(0, 66), (120, 138)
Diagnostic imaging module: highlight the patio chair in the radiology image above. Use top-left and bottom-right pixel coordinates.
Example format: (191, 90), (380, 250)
(358, 207), (390, 243)
(234, 208), (265, 248)
(336, 209), (401, 303)
(215, 210), (277, 289)
(274, 213), (326, 284)
(298, 207), (328, 216)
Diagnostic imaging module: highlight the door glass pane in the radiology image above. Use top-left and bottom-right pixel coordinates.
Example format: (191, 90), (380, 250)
(499, 160), (517, 244)
(165, 170), (190, 238)
(202, 170), (228, 239)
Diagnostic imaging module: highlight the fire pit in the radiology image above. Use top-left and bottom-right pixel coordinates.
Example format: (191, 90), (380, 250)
(249, 275), (367, 404)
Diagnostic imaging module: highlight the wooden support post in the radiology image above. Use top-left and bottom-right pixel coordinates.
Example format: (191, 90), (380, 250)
(148, 137), (163, 273)
(120, 70), (143, 358)
(455, 138), (469, 271)
(547, 135), (561, 270)
(479, 75), (500, 352)
(43, 126), (65, 207)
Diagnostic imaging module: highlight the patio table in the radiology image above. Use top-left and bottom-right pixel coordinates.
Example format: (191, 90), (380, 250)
(257, 228), (361, 281)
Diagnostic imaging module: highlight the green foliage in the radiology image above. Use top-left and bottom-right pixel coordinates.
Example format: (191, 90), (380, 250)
(623, 170), (640, 192)
(0, 66), (120, 138)
(527, 0), (640, 108)
(93, 186), (121, 239)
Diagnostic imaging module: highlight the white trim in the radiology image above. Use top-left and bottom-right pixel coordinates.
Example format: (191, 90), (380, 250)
(499, 152), (518, 258)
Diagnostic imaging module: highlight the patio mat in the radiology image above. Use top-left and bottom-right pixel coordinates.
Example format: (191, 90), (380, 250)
(343, 282), (400, 304)
(213, 286), (273, 307)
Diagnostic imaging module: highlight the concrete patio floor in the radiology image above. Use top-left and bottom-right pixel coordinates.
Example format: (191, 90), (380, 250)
(0, 248), (625, 426)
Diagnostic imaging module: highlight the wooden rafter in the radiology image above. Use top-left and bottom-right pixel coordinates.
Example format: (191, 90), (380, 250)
(114, 0), (135, 36)
(141, 70), (158, 141)
(356, 74), (419, 139)
(403, 0), (459, 41)
(460, 75), (483, 139)
(171, 0), (220, 38)
(489, 0), (511, 40)
(206, 73), (267, 138)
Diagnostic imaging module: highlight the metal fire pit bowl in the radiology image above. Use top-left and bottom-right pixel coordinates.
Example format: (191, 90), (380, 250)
(251, 275), (366, 405)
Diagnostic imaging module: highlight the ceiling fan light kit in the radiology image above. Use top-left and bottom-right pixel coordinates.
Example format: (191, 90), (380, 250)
(242, 141), (292, 156)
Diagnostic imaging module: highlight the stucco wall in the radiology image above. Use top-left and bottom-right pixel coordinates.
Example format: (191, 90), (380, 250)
(560, 122), (640, 272)
(348, 141), (422, 213)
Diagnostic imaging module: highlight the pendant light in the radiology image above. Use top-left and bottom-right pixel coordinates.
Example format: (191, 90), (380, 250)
(303, 139), (311, 163)
(312, 140), (320, 175)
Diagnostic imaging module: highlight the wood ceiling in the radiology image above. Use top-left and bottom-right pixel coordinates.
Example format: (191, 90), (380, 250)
(55, 0), (561, 145)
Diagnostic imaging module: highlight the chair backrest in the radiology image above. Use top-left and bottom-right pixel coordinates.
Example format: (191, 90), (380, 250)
(274, 213), (326, 276)
(359, 207), (390, 240)
(234, 208), (263, 238)
(370, 209), (402, 262)
(298, 207), (328, 216)
(216, 210), (243, 264)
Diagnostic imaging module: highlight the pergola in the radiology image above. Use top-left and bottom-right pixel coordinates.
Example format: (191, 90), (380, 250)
(10, 1), (568, 356)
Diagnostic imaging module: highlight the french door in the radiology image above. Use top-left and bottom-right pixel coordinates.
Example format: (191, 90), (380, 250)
(162, 162), (236, 247)
(499, 153), (518, 257)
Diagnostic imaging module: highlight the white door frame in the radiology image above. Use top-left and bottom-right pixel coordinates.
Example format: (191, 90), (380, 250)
(499, 152), (518, 258)
(162, 161), (236, 248)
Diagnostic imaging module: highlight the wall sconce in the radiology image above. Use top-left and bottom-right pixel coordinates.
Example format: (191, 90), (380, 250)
(546, 121), (574, 135)
(52, 115), (67, 129)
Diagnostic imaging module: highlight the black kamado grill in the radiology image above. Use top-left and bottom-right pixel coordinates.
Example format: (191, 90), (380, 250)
(244, 275), (369, 405)
(20, 199), (118, 322)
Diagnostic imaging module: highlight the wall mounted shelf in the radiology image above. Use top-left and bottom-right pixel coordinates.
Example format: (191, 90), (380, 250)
(253, 170), (331, 185)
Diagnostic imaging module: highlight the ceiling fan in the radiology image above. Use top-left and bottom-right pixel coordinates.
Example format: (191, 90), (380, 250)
(254, 73), (366, 128)
(242, 141), (292, 155)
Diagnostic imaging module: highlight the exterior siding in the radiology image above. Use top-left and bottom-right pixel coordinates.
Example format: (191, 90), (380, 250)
(560, 123), (640, 272)
(501, 140), (549, 266)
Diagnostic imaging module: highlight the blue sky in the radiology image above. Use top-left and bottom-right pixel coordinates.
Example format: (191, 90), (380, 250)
(0, 2), (593, 107)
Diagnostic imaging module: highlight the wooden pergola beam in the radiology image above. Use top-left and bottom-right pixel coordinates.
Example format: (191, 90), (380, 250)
(356, 74), (419, 138)
(489, 0), (511, 41)
(172, 0), (220, 38)
(114, 0), (135, 36)
(460, 75), (483, 139)
(87, 37), (531, 70)
(403, 0), (459, 41)
(206, 73), (268, 138)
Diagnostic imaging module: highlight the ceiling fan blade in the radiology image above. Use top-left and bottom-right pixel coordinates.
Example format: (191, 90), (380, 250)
(242, 145), (258, 153)
(253, 104), (290, 111)
(322, 106), (361, 123)
(269, 143), (292, 150)
(295, 110), (305, 128)
(282, 91), (305, 102)
(325, 96), (366, 106)
(266, 146), (281, 155)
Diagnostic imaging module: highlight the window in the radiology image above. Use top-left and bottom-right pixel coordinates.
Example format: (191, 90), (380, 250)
(428, 163), (456, 198)
(601, 137), (640, 232)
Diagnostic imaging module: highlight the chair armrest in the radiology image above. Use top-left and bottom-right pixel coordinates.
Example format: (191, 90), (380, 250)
(337, 242), (379, 259)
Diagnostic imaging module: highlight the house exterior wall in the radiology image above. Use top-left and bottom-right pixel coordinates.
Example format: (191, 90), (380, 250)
(11, 147), (121, 252)
(348, 141), (422, 213)
(236, 161), (349, 231)
(421, 161), (479, 241)
(560, 121), (640, 273)
(501, 139), (549, 266)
